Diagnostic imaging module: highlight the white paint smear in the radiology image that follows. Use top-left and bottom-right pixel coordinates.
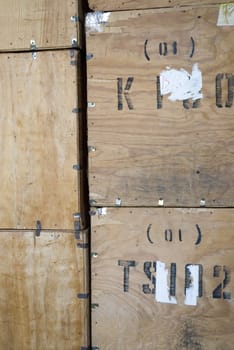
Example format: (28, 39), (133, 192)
(217, 4), (234, 26)
(86, 11), (110, 33)
(155, 261), (177, 304)
(160, 63), (203, 101)
(184, 265), (199, 306)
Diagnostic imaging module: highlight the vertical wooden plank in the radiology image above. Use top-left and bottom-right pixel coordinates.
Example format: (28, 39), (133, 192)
(87, 7), (234, 207)
(0, 51), (79, 229)
(0, 231), (85, 350)
(91, 208), (234, 350)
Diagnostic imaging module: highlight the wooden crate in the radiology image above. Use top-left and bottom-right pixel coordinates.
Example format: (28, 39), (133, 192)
(91, 207), (234, 350)
(88, 0), (234, 11)
(0, 50), (81, 229)
(87, 6), (234, 207)
(0, 0), (83, 51)
(0, 230), (88, 350)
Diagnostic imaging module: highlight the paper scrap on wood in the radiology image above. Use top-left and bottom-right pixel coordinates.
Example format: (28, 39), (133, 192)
(217, 4), (234, 26)
(86, 11), (110, 33)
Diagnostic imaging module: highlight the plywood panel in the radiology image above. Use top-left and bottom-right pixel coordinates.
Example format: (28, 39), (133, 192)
(88, 0), (234, 11)
(87, 7), (234, 207)
(0, 0), (82, 51)
(91, 207), (234, 350)
(0, 51), (79, 229)
(0, 230), (87, 350)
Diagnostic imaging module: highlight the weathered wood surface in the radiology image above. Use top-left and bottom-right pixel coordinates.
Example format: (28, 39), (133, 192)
(0, 51), (79, 229)
(88, 0), (234, 11)
(0, 0), (81, 51)
(0, 231), (86, 350)
(87, 7), (234, 207)
(91, 207), (234, 350)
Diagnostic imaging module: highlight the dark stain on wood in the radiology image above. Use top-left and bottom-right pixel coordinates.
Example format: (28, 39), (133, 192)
(179, 320), (203, 350)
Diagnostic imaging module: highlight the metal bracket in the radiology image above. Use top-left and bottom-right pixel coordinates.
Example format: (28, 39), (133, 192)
(115, 197), (122, 206)
(200, 198), (206, 207)
(73, 213), (81, 240)
(86, 53), (94, 61)
(74, 221), (80, 240)
(158, 198), (164, 207)
(88, 146), (96, 153)
(70, 45), (78, 65)
(87, 102), (96, 108)
(71, 38), (78, 48)
(77, 293), (89, 299)
(30, 39), (36, 50)
(35, 220), (41, 237)
(72, 107), (82, 113)
(73, 164), (80, 171)
(77, 243), (89, 249)
(71, 15), (80, 23)
(30, 40), (37, 60)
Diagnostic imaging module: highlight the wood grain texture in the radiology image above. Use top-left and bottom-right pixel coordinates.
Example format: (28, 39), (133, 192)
(0, 0), (81, 51)
(0, 231), (86, 350)
(91, 207), (234, 350)
(87, 7), (234, 207)
(88, 0), (234, 11)
(0, 51), (79, 229)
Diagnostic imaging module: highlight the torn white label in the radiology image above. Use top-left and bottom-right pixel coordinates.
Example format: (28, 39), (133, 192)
(184, 265), (199, 306)
(97, 207), (107, 216)
(160, 63), (203, 102)
(155, 261), (177, 304)
(86, 11), (110, 33)
(217, 4), (234, 26)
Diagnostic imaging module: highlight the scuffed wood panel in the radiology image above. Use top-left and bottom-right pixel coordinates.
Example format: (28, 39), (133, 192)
(0, 51), (79, 229)
(0, 231), (86, 350)
(0, 0), (81, 51)
(91, 208), (234, 350)
(87, 7), (234, 207)
(88, 0), (233, 11)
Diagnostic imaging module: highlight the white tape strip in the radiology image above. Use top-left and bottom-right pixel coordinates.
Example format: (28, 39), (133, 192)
(155, 261), (177, 304)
